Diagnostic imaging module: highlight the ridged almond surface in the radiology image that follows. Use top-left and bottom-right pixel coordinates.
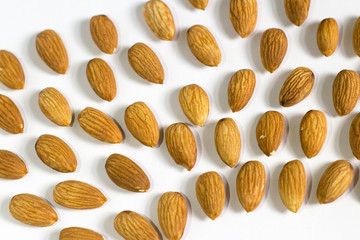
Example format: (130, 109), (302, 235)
(230, 0), (258, 38)
(284, 0), (310, 26)
(9, 193), (58, 227)
(317, 160), (353, 204)
(128, 42), (164, 84)
(0, 50), (25, 89)
(349, 112), (360, 159)
(78, 107), (122, 143)
(165, 123), (197, 171)
(332, 69), (360, 116)
(236, 161), (266, 212)
(317, 18), (338, 57)
(188, 0), (208, 10)
(38, 87), (72, 126)
(0, 94), (24, 134)
(256, 111), (285, 156)
(36, 29), (68, 74)
(353, 17), (360, 57)
(278, 160), (306, 213)
(158, 192), (187, 240)
(187, 25), (221, 66)
(59, 227), (104, 240)
(260, 28), (287, 73)
(53, 180), (107, 209)
(90, 15), (118, 54)
(0, 150), (27, 179)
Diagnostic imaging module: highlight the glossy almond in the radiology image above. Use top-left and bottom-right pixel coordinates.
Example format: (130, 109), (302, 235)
(284, 0), (310, 26)
(90, 15), (118, 54)
(0, 150), (27, 179)
(230, 0), (258, 38)
(189, 0), (208, 10)
(349, 112), (360, 159)
(317, 18), (338, 57)
(59, 227), (104, 240)
(0, 94), (24, 134)
(353, 17), (360, 57)
(0, 50), (25, 89)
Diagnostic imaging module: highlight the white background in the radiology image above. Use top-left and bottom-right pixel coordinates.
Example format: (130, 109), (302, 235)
(0, 0), (360, 239)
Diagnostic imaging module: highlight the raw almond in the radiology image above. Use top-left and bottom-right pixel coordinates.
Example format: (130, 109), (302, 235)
(179, 84), (209, 126)
(0, 150), (27, 179)
(0, 94), (24, 134)
(59, 227), (104, 240)
(78, 107), (123, 143)
(353, 17), (360, 57)
(0, 50), (25, 89)
(229, 0), (258, 38)
(36, 29), (69, 74)
(349, 112), (360, 159)
(187, 25), (221, 66)
(317, 18), (338, 57)
(260, 28), (288, 73)
(284, 0), (310, 26)
(188, 0), (208, 10)
(35, 134), (77, 173)
(90, 15), (118, 54)
(236, 161), (266, 212)
(317, 160), (354, 204)
(128, 42), (164, 84)
(256, 111), (285, 156)
(9, 193), (58, 227)
(53, 180), (107, 209)
(332, 69), (360, 116)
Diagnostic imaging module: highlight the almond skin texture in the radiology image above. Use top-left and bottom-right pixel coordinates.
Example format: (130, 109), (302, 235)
(179, 84), (209, 126)
(53, 180), (107, 209)
(332, 70), (360, 116)
(128, 42), (164, 84)
(317, 160), (354, 204)
(189, 0), (208, 10)
(0, 150), (27, 179)
(187, 25), (222, 66)
(105, 153), (150, 192)
(9, 193), (58, 227)
(114, 210), (161, 240)
(59, 227), (104, 240)
(90, 15), (118, 54)
(158, 192), (187, 240)
(0, 50), (25, 89)
(353, 17), (360, 57)
(38, 87), (72, 126)
(236, 161), (266, 212)
(227, 69), (256, 112)
(78, 107), (123, 143)
(143, 0), (175, 41)
(0, 94), (24, 134)
(349, 112), (360, 159)
(230, 0), (258, 38)
(36, 29), (68, 74)
(35, 134), (77, 173)
(300, 110), (327, 158)
(256, 111), (285, 156)
(214, 118), (241, 168)
(317, 18), (338, 57)
(260, 28), (287, 73)
(284, 0), (310, 26)
(278, 160), (306, 213)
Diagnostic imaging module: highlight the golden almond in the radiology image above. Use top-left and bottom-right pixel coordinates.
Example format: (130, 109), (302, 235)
(349, 112), (360, 159)
(230, 0), (258, 38)
(317, 18), (338, 57)
(0, 94), (24, 134)
(188, 0), (208, 10)
(0, 50), (25, 89)
(59, 227), (104, 240)
(0, 150), (27, 179)
(90, 15), (118, 54)
(284, 0), (310, 26)
(353, 17), (360, 57)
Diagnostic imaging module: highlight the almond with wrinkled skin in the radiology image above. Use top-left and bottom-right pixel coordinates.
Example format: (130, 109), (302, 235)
(279, 67), (314, 107)
(300, 110), (327, 158)
(114, 210), (161, 240)
(332, 70), (360, 116)
(317, 160), (354, 204)
(59, 227), (104, 240)
(0, 94), (24, 134)
(0, 150), (27, 179)
(128, 43), (164, 84)
(187, 25), (221, 66)
(179, 84), (209, 126)
(35, 134), (77, 173)
(90, 15), (118, 54)
(189, 0), (208, 10)
(317, 18), (338, 57)
(284, 0), (310, 26)
(9, 193), (58, 227)
(236, 161), (266, 212)
(38, 87), (72, 126)
(349, 112), (360, 159)
(230, 0), (258, 38)
(36, 29), (68, 74)
(227, 69), (256, 112)
(353, 17), (360, 57)
(78, 107), (122, 143)
(158, 192), (187, 240)
(0, 50), (25, 89)
(53, 180), (107, 209)
(256, 111), (285, 156)
(260, 28), (288, 73)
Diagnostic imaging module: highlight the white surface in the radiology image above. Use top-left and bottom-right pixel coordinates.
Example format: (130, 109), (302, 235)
(1, 0), (360, 239)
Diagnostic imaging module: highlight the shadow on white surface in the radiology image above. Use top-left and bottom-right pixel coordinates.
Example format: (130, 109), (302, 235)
(340, 16), (358, 58)
(216, 0), (238, 39)
(215, 71), (232, 114)
(78, 18), (102, 56)
(183, 174), (207, 220)
(307, 161), (329, 205)
(146, 192), (162, 238)
(268, 161), (287, 213)
(272, 0), (292, 28)
(247, 113), (266, 157)
(201, 120), (225, 169)
(287, 113), (305, 159)
(248, 32), (265, 74)
(302, 21), (323, 58)
(336, 114), (355, 160)
(167, 87), (189, 124)
(267, 69), (292, 108)
(135, 3), (159, 43)
(28, 90), (58, 128)
(319, 73), (337, 117)
(227, 165), (244, 213)
(1, 196), (16, 225)
(219, 172), (230, 220)
(102, 212), (120, 240)
(26, 136), (57, 173)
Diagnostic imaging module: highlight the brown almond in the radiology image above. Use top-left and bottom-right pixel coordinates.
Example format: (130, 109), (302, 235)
(230, 0), (258, 38)
(353, 17), (360, 57)
(0, 150), (27, 179)
(0, 94), (24, 134)
(0, 50), (25, 89)
(189, 0), (208, 10)
(59, 227), (104, 240)
(90, 15), (118, 54)
(284, 0), (311, 26)
(349, 112), (360, 159)
(317, 18), (338, 57)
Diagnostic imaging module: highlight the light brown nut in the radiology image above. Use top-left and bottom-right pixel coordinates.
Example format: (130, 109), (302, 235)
(284, 0), (310, 26)
(317, 18), (338, 57)
(230, 0), (258, 38)
(349, 112), (360, 159)
(0, 50), (25, 89)
(90, 15), (118, 54)
(59, 227), (104, 240)
(0, 150), (27, 179)
(188, 0), (208, 10)
(353, 17), (360, 57)
(0, 94), (24, 134)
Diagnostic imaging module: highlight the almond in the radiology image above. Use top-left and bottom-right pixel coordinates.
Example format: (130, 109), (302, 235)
(349, 112), (360, 159)
(128, 42), (164, 84)
(317, 18), (338, 57)
(236, 161), (266, 212)
(229, 0), (258, 38)
(353, 17), (360, 57)
(300, 110), (327, 158)
(214, 118), (241, 168)
(38, 87), (72, 126)
(0, 94), (24, 134)
(0, 50), (25, 89)
(59, 227), (104, 240)
(179, 84), (209, 126)
(317, 160), (354, 204)
(0, 150), (27, 179)
(332, 69), (360, 116)
(53, 180), (107, 209)
(165, 122), (197, 171)
(188, 0), (208, 10)
(260, 28), (288, 73)
(90, 15), (118, 54)
(227, 69), (256, 112)
(36, 29), (68, 74)
(284, 0), (311, 26)
(187, 25), (221, 66)
(35, 134), (77, 173)
(78, 107), (123, 143)
(9, 193), (58, 227)
(158, 192), (187, 240)
(256, 111), (285, 156)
